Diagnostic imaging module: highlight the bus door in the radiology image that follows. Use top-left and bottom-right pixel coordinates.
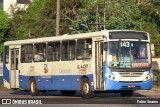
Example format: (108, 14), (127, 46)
(95, 41), (104, 90)
(10, 49), (19, 88)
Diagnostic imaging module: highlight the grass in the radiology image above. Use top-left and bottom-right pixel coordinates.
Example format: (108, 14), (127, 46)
(152, 85), (160, 89)
(0, 84), (8, 90)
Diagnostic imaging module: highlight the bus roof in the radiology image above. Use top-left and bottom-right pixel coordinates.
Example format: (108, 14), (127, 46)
(4, 30), (148, 46)
(4, 30), (107, 46)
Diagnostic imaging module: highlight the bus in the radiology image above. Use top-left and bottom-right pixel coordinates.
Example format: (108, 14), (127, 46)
(3, 30), (152, 98)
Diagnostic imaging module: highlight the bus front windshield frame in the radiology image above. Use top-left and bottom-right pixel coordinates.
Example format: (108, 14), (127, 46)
(107, 41), (151, 69)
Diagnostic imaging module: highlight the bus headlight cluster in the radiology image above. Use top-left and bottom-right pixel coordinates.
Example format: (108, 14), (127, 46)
(144, 73), (152, 81)
(105, 73), (118, 81)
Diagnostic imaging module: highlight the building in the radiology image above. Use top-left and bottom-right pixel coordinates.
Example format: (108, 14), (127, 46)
(3, 0), (31, 15)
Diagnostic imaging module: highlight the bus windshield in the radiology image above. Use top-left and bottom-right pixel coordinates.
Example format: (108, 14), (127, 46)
(107, 41), (151, 68)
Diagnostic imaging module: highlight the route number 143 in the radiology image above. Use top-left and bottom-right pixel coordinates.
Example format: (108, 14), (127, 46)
(121, 42), (130, 47)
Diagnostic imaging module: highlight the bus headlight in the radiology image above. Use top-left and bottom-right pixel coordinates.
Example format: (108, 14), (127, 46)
(105, 73), (118, 81)
(144, 73), (152, 81)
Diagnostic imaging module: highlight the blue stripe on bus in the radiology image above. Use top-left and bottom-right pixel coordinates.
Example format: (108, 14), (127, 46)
(3, 64), (10, 83)
(19, 74), (93, 90)
(3, 46), (10, 83)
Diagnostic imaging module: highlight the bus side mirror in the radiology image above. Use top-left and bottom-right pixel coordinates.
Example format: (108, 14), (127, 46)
(103, 42), (107, 51)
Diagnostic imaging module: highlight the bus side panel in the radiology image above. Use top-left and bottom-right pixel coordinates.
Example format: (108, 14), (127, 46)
(52, 75), (80, 90)
(19, 74), (93, 91)
(19, 75), (30, 90)
(3, 47), (10, 89)
(3, 64), (10, 83)
(37, 74), (93, 90)
(3, 64), (10, 87)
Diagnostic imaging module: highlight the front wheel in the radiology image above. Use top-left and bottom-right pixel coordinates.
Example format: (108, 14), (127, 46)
(81, 78), (94, 98)
(120, 90), (134, 97)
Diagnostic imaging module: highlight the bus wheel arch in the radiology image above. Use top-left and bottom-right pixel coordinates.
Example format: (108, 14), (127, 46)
(80, 76), (94, 98)
(80, 76), (88, 88)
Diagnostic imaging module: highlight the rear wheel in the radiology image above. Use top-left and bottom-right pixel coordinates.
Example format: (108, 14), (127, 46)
(120, 90), (134, 97)
(29, 78), (40, 96)
(61, 91), (76, 96)
(81, 78), (94, 98)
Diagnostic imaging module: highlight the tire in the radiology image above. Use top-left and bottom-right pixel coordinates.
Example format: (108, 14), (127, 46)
(81, 78), (94, 98)
(120, 90), (134, 97)
(61, 91), (76, 96)
(29, 78), (40, 96)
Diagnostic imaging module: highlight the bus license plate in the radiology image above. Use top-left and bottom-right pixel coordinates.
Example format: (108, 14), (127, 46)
(128, 84), (135, 88)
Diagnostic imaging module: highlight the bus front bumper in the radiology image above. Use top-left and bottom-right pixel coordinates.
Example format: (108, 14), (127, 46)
(105, 79), (152, 90)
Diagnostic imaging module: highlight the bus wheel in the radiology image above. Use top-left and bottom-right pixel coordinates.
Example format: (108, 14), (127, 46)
(120, 90), (134, 97)
(29, 78), (40, 96)
(81, 78), (94, 98)
(61, 91), (76, 96)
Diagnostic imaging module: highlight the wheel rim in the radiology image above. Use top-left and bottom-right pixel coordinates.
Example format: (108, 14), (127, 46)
(83, 83), (89, 94)
(31, 82), (35, 93)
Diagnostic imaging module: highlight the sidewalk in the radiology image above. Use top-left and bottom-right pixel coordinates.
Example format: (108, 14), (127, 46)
(136, 88), (160, 93)
(151, 88), (160, 93)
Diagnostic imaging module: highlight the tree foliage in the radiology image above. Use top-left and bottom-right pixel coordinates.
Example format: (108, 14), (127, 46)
(15, 0), (56, 39)
(138, 0), (160, 56)
(106, 1), (141, 30)
(0, 8), (9, 56)
(1, 0), (160, 56)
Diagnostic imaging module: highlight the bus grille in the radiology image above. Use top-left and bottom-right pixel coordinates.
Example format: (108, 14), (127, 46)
(119, 72), (143, 77)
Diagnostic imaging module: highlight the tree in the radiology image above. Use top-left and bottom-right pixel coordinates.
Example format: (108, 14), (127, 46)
(0, 8), (9, 56)
(137, 0), (160, 56)
(8, 4), (26, 40)
(15, 0), (57, 39)
(106, 1), (141, 30)
(138, 0), (160, 35)
(8, 0), (160, 56)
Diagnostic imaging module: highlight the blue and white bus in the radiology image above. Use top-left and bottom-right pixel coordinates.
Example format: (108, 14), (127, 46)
(3, 30), (152, 98)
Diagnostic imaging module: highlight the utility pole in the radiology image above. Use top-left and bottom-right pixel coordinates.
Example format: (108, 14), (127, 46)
(96, 4), (99, 31)
(103, 1), (106, 29)
(56, 0), (60, 36)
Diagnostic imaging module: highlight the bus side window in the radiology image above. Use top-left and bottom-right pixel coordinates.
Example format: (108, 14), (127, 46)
(77, 38), (92, 59)
(62, 40), (75, 61)
(21, 44), (33, 63)
(34, 43), (46, 62)
(47, 42), (60, 61)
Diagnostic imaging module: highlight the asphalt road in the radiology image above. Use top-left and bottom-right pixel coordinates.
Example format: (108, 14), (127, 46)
(0, 90), (160, 107)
